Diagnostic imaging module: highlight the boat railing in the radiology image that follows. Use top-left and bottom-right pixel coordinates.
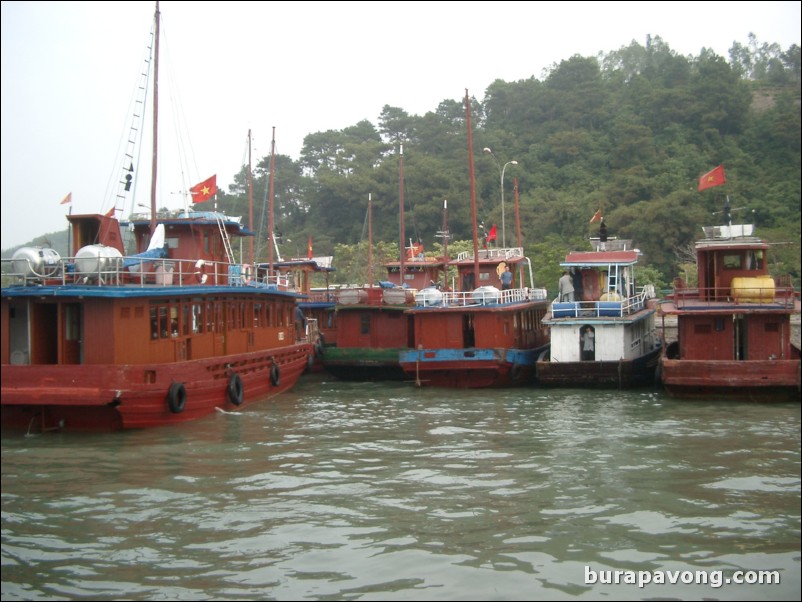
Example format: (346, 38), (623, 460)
(455, 247), (523, 262)
(1, 255), (292, 290)
(421, 286), (547, 308)
(550, 286), (654, 318)
(671, 282), (799, 309)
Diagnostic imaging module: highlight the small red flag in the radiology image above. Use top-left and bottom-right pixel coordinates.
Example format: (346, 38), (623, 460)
(589, 209), (603, 224)
(698, 165), (726, 192)
(486, 224), (497, 243)
(60, 192), (72, 205)
(190, 175), (217, 204)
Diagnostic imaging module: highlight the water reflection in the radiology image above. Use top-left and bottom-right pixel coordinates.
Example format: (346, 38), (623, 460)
(2, 378), (799, 600)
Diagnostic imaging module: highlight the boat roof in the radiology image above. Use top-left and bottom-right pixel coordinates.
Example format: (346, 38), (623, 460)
(562, 250), (639, 267)
(125, 211), (255, 236)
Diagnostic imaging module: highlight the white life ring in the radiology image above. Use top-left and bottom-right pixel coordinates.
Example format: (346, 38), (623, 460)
(194, 259), (208, 284)
(242, 263), (253, 285)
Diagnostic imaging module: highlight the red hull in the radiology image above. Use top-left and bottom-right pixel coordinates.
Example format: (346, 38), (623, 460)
(661, 358), (801, 402)
(400, 357), (535, 388)
(1, 343), (311, 431)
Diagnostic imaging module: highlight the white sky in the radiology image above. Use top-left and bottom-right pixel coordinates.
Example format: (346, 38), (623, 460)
(2, 1), (800, 250)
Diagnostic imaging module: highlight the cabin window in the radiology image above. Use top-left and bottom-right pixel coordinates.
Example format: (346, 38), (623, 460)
(206, 302), (215, 333)
(238, 302), (246, 329)
(714, 318), (725, 332)
(150, 307), (159, 339)
(722, 254), (742, 269)
(360, 314), (371, 335)
(170, 306), (179, 337)
(479, 272), (490, 281)
(746, 250), (764, 270)
(182, 305), (191, 336)
(166, 237), (180, 249)
(694, 323), (712, 334)
(192, 303), (203, 334)
(254, 303), (262, 328)
(159, 306), (169, 338)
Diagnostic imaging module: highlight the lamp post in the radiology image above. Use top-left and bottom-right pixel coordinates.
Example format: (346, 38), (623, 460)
(483, 147), (517, 248)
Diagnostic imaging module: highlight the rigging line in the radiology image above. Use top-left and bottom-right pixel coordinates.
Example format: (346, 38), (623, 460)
(105, 23), (155, 220)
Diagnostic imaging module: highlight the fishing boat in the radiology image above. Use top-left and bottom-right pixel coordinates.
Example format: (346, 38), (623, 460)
(659, 204), (800, 402)
(322, 251), (447, 381)
(397, 91), (550, 388)
(0, 3), (313, 432)
(537, 236), (661, 388)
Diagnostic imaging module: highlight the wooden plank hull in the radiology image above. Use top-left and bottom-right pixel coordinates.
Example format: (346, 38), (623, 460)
(321, 347), (407, 381)
(660, 358), (801, 402)
(399, 347), (542, 388)
(1, 343), (311, 431)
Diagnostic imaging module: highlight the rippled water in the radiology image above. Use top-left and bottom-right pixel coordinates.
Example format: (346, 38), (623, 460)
(2, 377), (800, 600)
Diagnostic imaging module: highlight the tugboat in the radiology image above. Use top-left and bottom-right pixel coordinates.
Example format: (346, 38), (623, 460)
(659, 199), (801, 402)
(537, 233), (661, 388)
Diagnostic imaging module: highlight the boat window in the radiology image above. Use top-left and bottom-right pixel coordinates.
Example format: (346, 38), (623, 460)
(182, 305), (191, 336)
(192, 303), (203, 334)
(239, 301), (247, 329)
(166, 236), (180, 249)
(254, 303), (262, 328)
(360, 314), (371, 335)
(723, 254), (742, 269)
(746, 250), (763, 270)
(150, 307), (159, 339)
(206, 301), (215, 333)
(715, 318), (725, 332)
(159, 306), (169, 338)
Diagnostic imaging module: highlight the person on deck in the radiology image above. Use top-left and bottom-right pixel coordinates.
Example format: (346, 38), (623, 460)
(295, 305), (307, 340)
(500, 266), (513, 290)
(558, 271), (575, 302)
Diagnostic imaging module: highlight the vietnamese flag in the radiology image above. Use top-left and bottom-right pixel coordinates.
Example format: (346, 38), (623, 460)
(589, 208), (603, 224)
(60, 192), (72, 205)
(486, 224), (497, 243)
(190, 174), (217, 204)
(698, 165), (726, 192)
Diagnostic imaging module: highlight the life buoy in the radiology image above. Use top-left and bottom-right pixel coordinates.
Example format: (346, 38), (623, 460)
(227, 373), (244, 406)
(270, 360), (281, 387)
(241, 263), (253, 285)
(166, 382), (186, 414)
(194, 259), (208, 284)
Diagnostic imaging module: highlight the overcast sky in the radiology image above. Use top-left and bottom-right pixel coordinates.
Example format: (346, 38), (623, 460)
(1, 1), (800, 250)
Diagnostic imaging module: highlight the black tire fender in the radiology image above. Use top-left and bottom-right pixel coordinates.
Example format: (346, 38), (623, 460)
(166, 382), (187, 414)
(227, 373), (244, 406)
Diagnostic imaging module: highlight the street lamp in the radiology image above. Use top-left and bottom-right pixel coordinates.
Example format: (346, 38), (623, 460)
(483, 147), (517, 248)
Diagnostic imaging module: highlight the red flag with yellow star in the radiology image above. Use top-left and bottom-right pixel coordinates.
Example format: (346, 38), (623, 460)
(190, 175), (217, 204)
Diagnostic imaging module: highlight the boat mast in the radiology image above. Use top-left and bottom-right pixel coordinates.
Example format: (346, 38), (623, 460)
(399, 144), (405, 285)
(514, 176), (523, 285)
(442, 199), (449, 289)
(149, 0), (160, 235)
(464, 90), (480, 288)
(368, 193), (373, 286)
(248, 129), (254, 264)
(268, 127), (276, 280)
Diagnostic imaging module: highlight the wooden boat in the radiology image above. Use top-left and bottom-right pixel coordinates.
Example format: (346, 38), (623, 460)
(322, 255), (446, 381)
(399, 247), (550, 387)
(659, 212), (800, 402)
(537, 237), (662, 388)
(397, 91), (550, 388)
(0, 3), (312, 432)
